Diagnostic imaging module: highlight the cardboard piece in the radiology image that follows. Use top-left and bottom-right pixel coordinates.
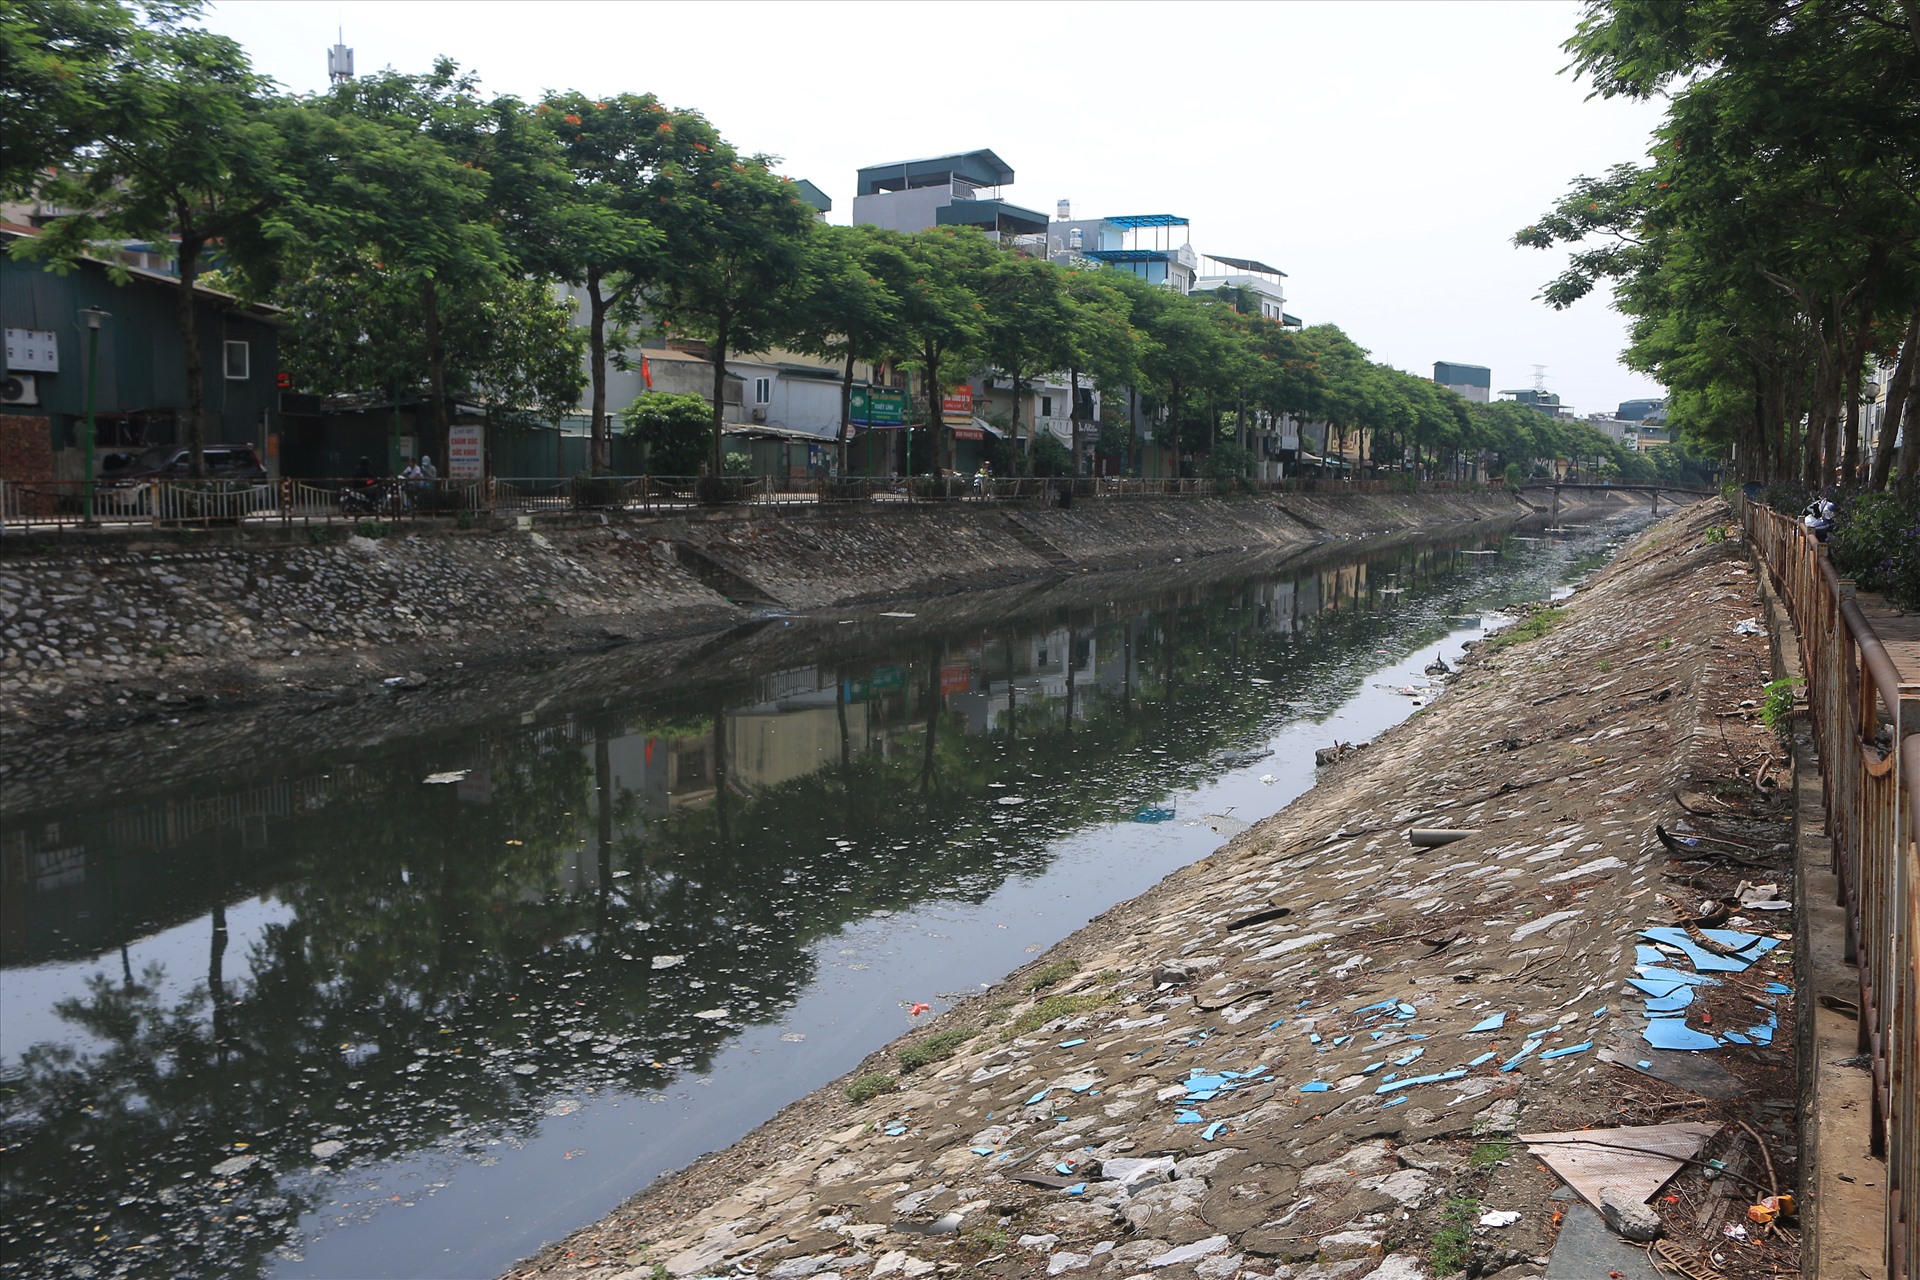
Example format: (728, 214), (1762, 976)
(1519, 1122), (1721, 1209)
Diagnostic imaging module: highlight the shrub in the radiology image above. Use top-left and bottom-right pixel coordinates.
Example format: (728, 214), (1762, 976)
(1827, 489), (1920, 610)
(897, 1028), (973, 1073)
(844, 1072), (896, 1103)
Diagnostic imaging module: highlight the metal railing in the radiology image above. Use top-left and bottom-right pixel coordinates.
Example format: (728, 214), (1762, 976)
(1, 472), (1520, 534)
(1746, 501), (1920, 1279)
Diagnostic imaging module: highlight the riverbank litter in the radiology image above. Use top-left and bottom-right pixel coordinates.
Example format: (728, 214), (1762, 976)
(511, 500), (1800, 1280)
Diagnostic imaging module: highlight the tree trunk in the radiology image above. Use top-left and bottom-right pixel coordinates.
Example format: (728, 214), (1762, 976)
(1069, 368), (1083, 477)
(175, 231), (207, 477)
(1012, 374), (1027, 476)
(839, 349), (856, 478)
(1868, 307), (1920, 490)
(587, 268), (610, 474)
(423, 275), (449, 467)
(921, 342), (944, 477)
(709, 319), (731, 477)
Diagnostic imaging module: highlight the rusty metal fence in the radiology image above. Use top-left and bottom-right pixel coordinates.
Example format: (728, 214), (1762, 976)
(1746, 501), (1920, 1279)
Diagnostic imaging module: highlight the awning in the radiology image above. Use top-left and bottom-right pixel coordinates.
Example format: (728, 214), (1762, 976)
(950, 417), (1001, 441)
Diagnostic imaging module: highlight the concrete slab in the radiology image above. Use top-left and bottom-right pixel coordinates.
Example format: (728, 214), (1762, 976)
(1542, 1203), (1662, 1280)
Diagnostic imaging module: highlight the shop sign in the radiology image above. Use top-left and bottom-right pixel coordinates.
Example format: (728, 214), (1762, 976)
(849, 385), (907, 426)
(448, 425), (485, 478)
(941, 384), (973, 421)
(939, 663), (972, 696)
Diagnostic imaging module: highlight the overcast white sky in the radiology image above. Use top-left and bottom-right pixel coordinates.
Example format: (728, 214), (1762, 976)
(203, 0), (1667, 417)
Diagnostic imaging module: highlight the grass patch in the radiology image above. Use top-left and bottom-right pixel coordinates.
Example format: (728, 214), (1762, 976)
(1596, 658), (1613, 673)
(1001, 989), (1117, 1041)
(897, 1028), (974, 1073)
(844, 1071), (896, 1103)
(1469, 1140), (1510, 1169)
(1429, 1196), (1479, 1275)
(1484, 606), (1563, 652)
(1761, 676), (1802, 739)
(1025, 960), (1077, 992)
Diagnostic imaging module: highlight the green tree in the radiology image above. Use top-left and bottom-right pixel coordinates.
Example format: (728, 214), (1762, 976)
(980, 252), (1072, 474)
(620, 391), (710, 475)
(1061, 267), (1140, 476)
(650, 146), (819, 481)
(11, 2), (292, 475)
(893, 228), (997, 476)
(790, 224), (909, 475)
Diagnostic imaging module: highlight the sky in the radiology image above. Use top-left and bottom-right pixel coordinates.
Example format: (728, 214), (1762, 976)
(202, 0), (1669, 418)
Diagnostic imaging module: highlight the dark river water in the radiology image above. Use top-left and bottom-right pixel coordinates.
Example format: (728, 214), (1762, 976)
(0, 519), (1633, 1280)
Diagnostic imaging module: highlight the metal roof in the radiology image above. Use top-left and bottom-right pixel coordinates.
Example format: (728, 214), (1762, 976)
(1082, 248), (1179, 263)
(1205, 254), (1287, 277)
(855, 150), (1015, 196)
(1106, 214), (1189, 229)
(790, 178), (832, 213)
(934, 198), (1048, 235)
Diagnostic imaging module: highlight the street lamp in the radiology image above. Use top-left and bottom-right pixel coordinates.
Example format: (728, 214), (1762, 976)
(80, 306), (109, 524)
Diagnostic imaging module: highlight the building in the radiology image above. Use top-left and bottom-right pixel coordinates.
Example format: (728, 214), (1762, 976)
(1499, 387), (1572, 418)
(1079, 214), (1199, 293)
(2, 226), (283, 484)
(1193, 255), (1300, 327)
(1433, 361), (1491, 404)
(1617, 397), (1665, 422)
(850, 150), (1048, 244)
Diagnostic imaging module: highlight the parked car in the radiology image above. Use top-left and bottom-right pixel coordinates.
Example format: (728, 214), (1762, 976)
(103, 443), (268, 483)
(99, 443), (269, 515)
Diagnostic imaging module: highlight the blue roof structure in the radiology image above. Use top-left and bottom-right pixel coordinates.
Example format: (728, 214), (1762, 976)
(1106, 214), (1190, 229)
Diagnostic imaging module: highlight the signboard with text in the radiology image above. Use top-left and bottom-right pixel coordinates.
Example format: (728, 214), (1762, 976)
(941, 384), (973, 422)
(848, 385), (907, 426)
(447, 425), (485, 478)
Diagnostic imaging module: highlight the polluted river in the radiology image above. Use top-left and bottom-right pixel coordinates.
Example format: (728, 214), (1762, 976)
(0, 517), (1638, 1280)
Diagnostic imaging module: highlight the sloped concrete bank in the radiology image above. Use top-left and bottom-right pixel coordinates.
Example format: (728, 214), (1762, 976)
(511, 498), (1799, 1280)
(0, 489), (1595, 742)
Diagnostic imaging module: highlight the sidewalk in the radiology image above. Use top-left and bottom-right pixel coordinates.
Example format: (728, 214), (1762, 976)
(511, 501), (1806, 1280)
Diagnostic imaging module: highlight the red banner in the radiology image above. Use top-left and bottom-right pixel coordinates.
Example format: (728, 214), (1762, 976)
(941, 385), (973, 417)
(939, 663), (972, 695)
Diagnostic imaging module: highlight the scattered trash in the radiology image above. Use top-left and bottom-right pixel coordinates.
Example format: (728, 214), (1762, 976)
(1732, 618), (1765, 636)
(1480, 1210), (1521, 1228)
(907, 1002), (931, 1017)
(1469, 1012), (1507, 1033)
(1722, 1223), (1748, 1240)
(422, 770), (468, 784)
(1747, 1194), (1794, 1225)
(1521, 1123), (1719, 1209)
(1539, 1042), (1592, 1060)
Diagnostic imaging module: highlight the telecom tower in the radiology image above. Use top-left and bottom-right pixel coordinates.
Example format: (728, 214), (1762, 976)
(327, 29), (354, 85)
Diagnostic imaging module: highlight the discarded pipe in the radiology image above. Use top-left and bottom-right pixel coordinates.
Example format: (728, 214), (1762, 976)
(1408, 828), (1475, 847)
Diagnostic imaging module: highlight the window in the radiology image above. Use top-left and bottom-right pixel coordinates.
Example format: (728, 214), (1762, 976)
(1040, 395), (1054, 418)
(753, 377), (772, 405)
(223, 340), (250, 380)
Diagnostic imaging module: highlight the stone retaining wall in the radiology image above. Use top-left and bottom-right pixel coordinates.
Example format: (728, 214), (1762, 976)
(0, 490), (1610, 726)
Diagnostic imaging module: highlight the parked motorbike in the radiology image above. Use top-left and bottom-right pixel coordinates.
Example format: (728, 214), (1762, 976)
(338, 480), (406, 516)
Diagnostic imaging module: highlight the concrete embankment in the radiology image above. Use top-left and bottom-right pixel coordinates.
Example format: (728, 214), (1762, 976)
(0, 490), (1557, 740)
(511, 499), (1803, 1280)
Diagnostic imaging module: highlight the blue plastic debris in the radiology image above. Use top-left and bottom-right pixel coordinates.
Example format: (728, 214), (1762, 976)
(1175, 1110), (1205, 1123)
(1539, 1042), (1592, 1060)
(1499, 1043), (1537, 1072)
(1186, 1073), (1232, 1092)
(1644, 988), (1695, 1014)
(1382, 1097), (1408, 1108)
(1641, 926), (1780, 973)
(971, 1146), (996, 1156)
(1638, 1060), (1653, 1069)
(1070, 1083), (1094, 1093)
(1396, 1003), (1418, 1017)
(1026, 1088), (1051, 1105)
(1059, 1038), (1086, 1048)
(1064, 1182), (1086, 1195)
(1201, 1121), (1226, 1141)
(1642, 1019), (1721, 1051)
(1467, 1051), (1496, 1067)
(1370, 1031), (1388, 1041)
(1469, 1013), (1507, 1033)
(1332, 1035), (1352, 1047)
(1299, 1081), (1331, 1092)
(1393, 1047), (1426, 1066)
(1377, 1069), (1467, 1094)
(1764, 983), (1792, 995)
(1055, 1161), (1076, 1175)
(1591, 1006), (1608, 1019)
(886, 1124), (907, 1136)
(1308, 1032), (1323, 1045)
(1361, 1061), (1386, 1075)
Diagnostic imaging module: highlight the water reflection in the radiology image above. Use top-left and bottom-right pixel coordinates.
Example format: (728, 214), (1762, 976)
(0, 523), (1627, 1280)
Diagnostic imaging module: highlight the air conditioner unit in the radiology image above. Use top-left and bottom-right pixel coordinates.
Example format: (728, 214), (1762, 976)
(750, 407), (767, 422)
(0, 373), (38, 406)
